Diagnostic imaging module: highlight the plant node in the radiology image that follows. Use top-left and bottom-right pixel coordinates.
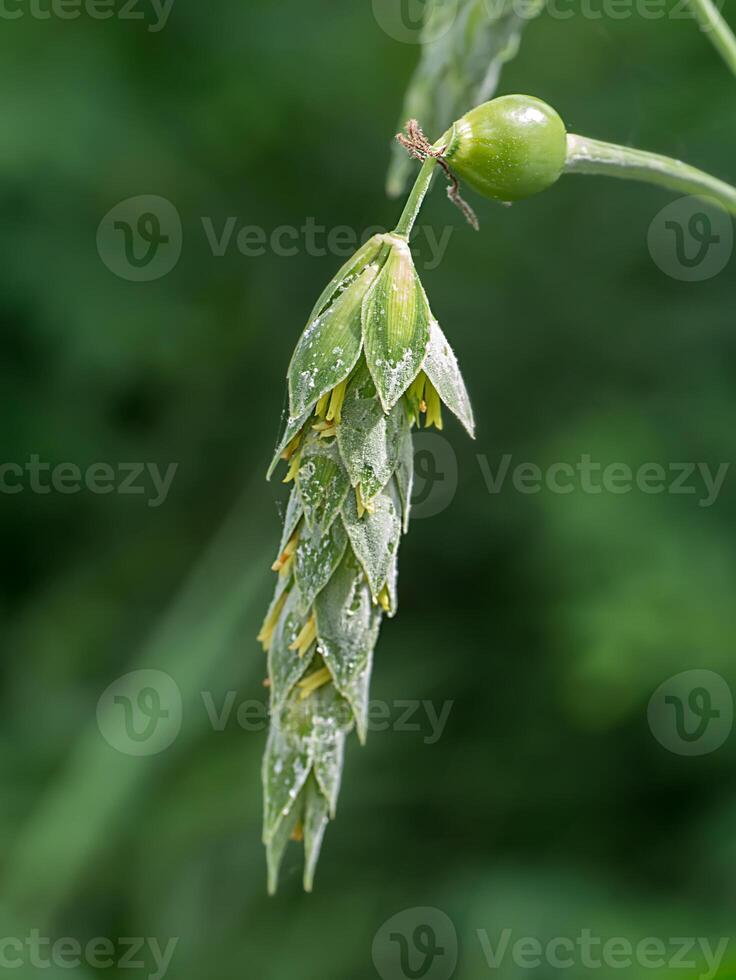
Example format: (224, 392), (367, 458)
(396, 119), (479, 231)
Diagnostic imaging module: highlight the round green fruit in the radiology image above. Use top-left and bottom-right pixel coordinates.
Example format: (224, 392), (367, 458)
(443, 94), (567, 202)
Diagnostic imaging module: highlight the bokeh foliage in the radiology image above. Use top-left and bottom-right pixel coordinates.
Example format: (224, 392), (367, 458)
(1, 0), (735, 977)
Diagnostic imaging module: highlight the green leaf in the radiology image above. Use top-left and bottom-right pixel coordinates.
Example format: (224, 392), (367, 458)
(341, 480), (402, 603)
(336, 361), (408, 503)
(288, 265), (379, 419)
(387, 0), (541, 196)
(266, 786), (304, 896)
(363, 243), (430, 412)
(385, 552), (399, 619)
(295, 430), (351, 535)
(308, 682), (353, 815)
(268, 585), (315, 711)
(294, 517), (348, 611)
(306, 234), (386, 324)
(303, 776), (330, 893)
(314, 549), (382, 742)
(395, 423), (414, 533)
(275, 487), (303, 561)
(262, 698), (313, 846)
(422, 317), (475, 438)
(267, 410), (308, 481)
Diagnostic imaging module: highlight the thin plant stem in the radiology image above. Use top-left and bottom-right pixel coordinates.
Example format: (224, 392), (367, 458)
(393, 156), (440, 237)
(689, 0), (736, 75)
(565, 134), (736, 216)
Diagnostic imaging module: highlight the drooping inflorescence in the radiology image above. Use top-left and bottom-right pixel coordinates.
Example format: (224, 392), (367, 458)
(260, 231), (474, 893)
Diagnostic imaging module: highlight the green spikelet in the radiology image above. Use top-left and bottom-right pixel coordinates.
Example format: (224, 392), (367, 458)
(260, 232), (474, 893)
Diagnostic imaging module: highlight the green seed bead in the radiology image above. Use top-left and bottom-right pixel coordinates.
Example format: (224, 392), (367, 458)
(444, 95), (567, 202)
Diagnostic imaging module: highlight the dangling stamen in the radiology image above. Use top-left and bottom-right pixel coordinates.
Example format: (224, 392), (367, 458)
(406, 372), (427, 427)
(297, 666), (332, 699)
(377, 584), (391, 613)
(256, 590), (288, 652)
(314, 393), (330, 418)
(355, 483), (375, 519)
(312, 420), (337, 439)
(290, 822), (304, 842)
(326, 378), (348, 425)
(271, 531), (299, 577)
(281, 431), (303, 462)
(282, 452), (301, 484)
(288, 613), (317, 658)
(424, 376), (443, 431)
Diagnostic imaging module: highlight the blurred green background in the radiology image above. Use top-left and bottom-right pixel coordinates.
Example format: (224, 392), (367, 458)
(2, 0), (736, 977)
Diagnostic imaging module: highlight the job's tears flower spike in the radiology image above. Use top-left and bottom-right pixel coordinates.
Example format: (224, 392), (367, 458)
(260, 194), (475, 892)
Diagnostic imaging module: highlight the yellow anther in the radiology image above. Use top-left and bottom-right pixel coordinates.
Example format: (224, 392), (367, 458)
(256, 590), (288, 652)
(424, 378), (443, 431)
(271, 532), (298, 577)
(297, 666), (332, 699)
(282, 453), (301, 484)
(312, 420), (337, 439)
(377, 585), (391, 613)
(288, 613), (317, 658)
(281, 432), (302, 462)
(290, 822), (304, 842)
(326, 378), (348, 425)
(355, 484), (374, 518)
(314, 393), (330, 418)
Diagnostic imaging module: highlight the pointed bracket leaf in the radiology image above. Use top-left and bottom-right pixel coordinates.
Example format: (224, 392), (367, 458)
(363, 242), (430, 412)
(341, 480), (402, 603)
(314, 549), (382, 742)
(294, 517), (348, 611)
(337, 361), (408, 504)
(288, 264), (379, 419)
(295, 430), (351, 535)
(422, 317), (475, 438)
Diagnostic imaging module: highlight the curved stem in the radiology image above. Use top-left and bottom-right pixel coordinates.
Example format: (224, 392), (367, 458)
(565, 134), (736, 216)
(393, 156), (439, 237)
(688, 0), (736, 75)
